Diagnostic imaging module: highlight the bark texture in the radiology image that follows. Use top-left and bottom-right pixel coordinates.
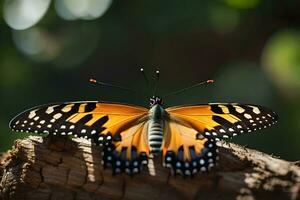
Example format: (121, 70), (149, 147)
(0, 136), (299, 200)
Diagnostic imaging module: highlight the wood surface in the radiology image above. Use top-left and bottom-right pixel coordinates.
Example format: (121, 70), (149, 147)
(0, 136), (299, 200)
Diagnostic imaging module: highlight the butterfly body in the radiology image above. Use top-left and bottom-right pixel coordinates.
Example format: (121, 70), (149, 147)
(148, 97), (167, 153)
(9, 96), (278, 176)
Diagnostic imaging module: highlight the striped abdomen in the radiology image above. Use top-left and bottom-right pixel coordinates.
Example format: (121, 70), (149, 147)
(148, 119), (164, 153)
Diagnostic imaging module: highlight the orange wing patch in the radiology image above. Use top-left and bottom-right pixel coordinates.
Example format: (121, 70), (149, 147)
(162, 120), (217, 176)
(166, 103), (278, 139)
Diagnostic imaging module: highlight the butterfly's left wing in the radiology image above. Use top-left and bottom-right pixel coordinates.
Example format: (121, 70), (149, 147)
(9, 101), (148, 145)
(166, 103), (278, 140)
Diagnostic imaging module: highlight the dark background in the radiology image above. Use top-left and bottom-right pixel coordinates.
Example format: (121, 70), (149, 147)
(1, 0), (300, 161)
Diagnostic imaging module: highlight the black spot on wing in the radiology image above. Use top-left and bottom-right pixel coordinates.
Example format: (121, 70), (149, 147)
(84, 103), (97, 112)
(69, 103), (81, 113)
(91, 115), (109, 128)
(212, 115), (233, 127)
(76, 114), (93, 125)
(210, 104), (224, 114)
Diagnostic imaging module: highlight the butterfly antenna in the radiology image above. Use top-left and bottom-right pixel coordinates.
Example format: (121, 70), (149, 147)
(140, 68), (153, 92)
(153, 70), (160, 96)
(140, 68), (150, 85)
(89, 78), (135, 92)
(163, 79), (214, 97)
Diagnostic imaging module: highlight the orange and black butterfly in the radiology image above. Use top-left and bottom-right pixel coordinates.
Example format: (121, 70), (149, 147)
(9, 71), (278, 176)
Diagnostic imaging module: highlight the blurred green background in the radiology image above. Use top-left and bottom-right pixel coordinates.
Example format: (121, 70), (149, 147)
(1, 0), (300, 161)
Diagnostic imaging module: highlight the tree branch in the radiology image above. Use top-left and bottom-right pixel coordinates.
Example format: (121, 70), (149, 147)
(1, 136), (299, 200)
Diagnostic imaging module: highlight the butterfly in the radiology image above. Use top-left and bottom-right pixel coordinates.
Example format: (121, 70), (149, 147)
(9, 76), (279, 176)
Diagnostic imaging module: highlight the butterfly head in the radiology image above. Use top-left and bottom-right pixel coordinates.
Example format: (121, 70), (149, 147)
(149, 96), (163, 107)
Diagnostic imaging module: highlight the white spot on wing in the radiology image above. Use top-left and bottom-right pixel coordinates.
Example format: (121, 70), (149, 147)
(252, 107), (260, 114)
(53, 113), (62, 119)
(199, 159), (205, 165)
(234, 106), (245, 113)
(28, 111), (36, 119)
(244, 113), (252, 119)
(200, 167), (206, 172)
(205, 132), (211, 136)
(62, 105), (73, 113)
(220, 129), (225, 133)
(46, 106), (55, 114)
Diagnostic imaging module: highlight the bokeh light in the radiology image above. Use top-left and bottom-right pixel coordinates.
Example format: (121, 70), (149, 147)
(54, 0), (113, 20)
(52, 24), (100, 68)
(262, 29), (300, 100)
(12, 27), (60, 62)
(3, 0), (51, 30)
(12, 24), (100, 67)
